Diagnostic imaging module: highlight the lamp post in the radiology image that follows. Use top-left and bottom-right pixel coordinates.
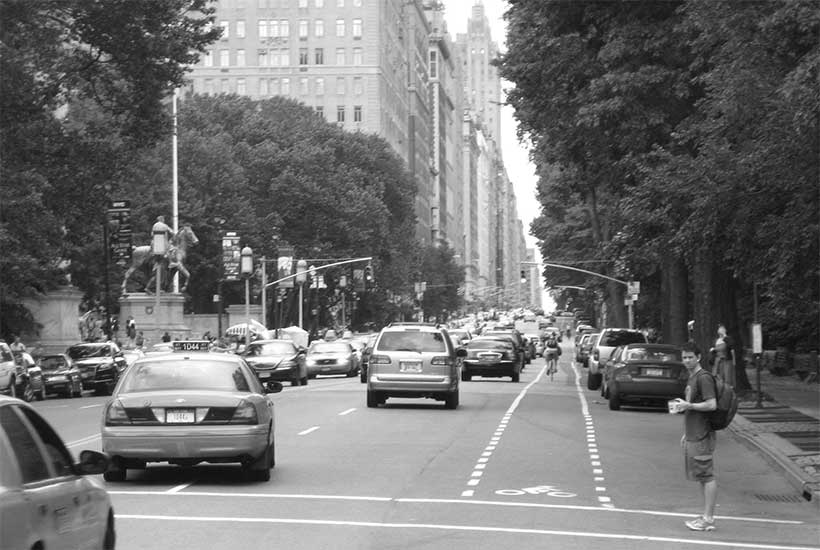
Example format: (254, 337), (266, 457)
(296, 259), (307, 329)
(339, 275), (347, 329)
(151, 221), (169, 330)
(241, 246), (254, 343)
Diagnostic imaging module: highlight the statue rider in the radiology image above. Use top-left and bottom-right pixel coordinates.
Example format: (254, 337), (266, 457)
(151, 215), (175, 291)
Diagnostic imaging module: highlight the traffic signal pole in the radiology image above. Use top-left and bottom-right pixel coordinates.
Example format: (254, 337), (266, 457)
(263, 257), (373, 289)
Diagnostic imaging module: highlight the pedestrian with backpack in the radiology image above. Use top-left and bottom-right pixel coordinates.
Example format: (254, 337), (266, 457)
(677, 341), (718, 532)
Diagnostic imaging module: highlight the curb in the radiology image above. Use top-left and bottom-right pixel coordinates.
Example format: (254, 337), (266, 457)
(729, 413), (820, 509)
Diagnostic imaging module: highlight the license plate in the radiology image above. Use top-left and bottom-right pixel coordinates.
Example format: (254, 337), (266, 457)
(400, 361), (422, 373)
(166, 409), (195, 423)
(644, 368), (664, 377)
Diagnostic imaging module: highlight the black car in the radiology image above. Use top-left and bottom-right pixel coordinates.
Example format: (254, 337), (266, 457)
(602, 343), (687, 410)
(242, 339), (308, 386)
(65, 343), (126, 395)
(461, 337), (522, 382)
(39, 353), (84, 398)
(482, 329), (530, 366)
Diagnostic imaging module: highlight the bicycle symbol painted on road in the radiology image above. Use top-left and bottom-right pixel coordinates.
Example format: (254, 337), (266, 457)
(495, 485), (577, 498)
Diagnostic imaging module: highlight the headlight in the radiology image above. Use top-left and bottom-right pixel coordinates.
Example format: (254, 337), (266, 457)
(48, 375), (68, 382)
(277, 361), (296, 370)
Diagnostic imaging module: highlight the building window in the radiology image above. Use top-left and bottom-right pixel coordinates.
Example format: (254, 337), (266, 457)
(336, 105), (345, 123)
(258, 49), (268, 66)
(315, 19), (324, 37)
(353, 105), (362, 122)
(282, 77), (290, 95)
(237, 78), (246, 95)
(353, 77), (363, 95)
(220, 49), (229, 66)
(429, 50), (438, 79)
(316, 77), (325, 95)
(314, 47), (324, 65)
(271, 78), (279, 94)
(299, 48), (309, 65)
(280, 20), (289, 38)
(270, 20), (279, 37)
(205, 78), (215, 95)
(280, 48), (290, 65)
(337, 0), (344, 6)
(336, 47), (345, 65)
(236, 21), (246, 38)
(220, 78), (230, 93)
(336, 76), (345, 95)
(353, 0), (361, 6)
(336, 19), (344, 37)
(315, 105), (324, 117)
(204, 50), (213, 67)
(352, 18), (362, 38)
(298, 0), (308, 7)
(220, 20), (229, 39)
(299, 19), (308, 38)
(314, 0), (323, 6)
(352, 47), (362, 66)
(269, 49), (279, 66)
(260, 78), (269, 96)
(237, 49), (246, 66)
(259, 20), (268, 38)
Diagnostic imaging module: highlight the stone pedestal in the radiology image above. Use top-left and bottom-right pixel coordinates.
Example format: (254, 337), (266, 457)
(23, 286), (84, 354)
(119, 293), (190, 347)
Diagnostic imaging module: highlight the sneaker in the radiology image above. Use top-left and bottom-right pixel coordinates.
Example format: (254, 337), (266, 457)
(685, 516), (715, 531)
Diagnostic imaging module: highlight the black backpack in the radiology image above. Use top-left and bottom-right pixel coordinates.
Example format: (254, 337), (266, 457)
(702, 371), (739, 430)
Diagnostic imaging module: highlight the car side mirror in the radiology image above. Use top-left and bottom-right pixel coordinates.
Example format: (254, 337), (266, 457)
(266, 381), (284, 394)
(76, 450), (110, 475)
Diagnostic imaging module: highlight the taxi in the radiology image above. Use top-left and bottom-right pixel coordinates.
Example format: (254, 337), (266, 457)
(100, 341), (283, 482)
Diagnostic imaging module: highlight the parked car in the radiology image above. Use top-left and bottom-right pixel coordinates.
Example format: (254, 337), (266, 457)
(0, 395), (115, 549)
(359, 333), (379, 384)
(14, 352), (46, 402)
(575, 332), (599, 368)
(522, 331), (543, 357)
(242, 339), (308, 386)
(587, 328), (648, 390)
(461, 336), (521, 382)
(367, 323), (465, 409)
(38, 354), (84, 398)
(448, 329), (473, 347)
(305, 341), (359, 378)
(602, 343), (687, 410)
(0, 341), (19, 398)
(65, 342), (127, 395)
(101, 341), (283, 482)
(575, 324), (596, 345)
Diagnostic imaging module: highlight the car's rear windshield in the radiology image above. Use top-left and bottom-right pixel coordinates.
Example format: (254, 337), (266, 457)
(625, 347), (681, 362)
(67, 345), (110, 359)
(39, 356), (68, 370)
(119, 360), (252, 393)
(601, 331), (646, 347)
(247, 342), (296, 355)
(467, 339), (512, 350)
(377, 331), (447, 353)
(309, 342), (351, 354)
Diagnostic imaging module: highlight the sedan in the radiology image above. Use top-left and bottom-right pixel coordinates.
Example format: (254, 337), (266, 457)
(0, 395), (115, 550)
(101, 343), (283, 482)
(242, 339), (308, 386)
(602, 343), (687, 410)
(66, 342), (126, 395)
(461, 337), (521, 382)
(306, 341), (359, 378)
(38, 354), (84, 398)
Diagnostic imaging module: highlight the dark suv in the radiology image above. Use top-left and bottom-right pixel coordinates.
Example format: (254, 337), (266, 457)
(65, 342), (126, 395)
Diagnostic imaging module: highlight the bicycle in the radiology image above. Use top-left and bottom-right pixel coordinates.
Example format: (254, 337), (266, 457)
(545, 348), (559, 381)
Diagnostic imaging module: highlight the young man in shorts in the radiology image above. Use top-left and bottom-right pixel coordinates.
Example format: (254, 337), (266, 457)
(678, 341), (718, 531)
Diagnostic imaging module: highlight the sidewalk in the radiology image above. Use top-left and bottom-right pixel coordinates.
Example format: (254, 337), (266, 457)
(730, 366), (820, 507)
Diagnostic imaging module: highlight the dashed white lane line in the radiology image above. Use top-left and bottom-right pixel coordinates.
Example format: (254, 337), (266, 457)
(572, 363), (614, 508)
(338, 408), (356, 416)
(167, 483), (192, 493)
(298, 426), (320, 436)
(460, 365), (547, 498)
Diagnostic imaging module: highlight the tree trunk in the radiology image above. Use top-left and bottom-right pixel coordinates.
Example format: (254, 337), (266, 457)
(662, 255), (689, 345)
(714, 267), (752, 390)
(691, 250), (716, 371)
(606, 280), (627, 327)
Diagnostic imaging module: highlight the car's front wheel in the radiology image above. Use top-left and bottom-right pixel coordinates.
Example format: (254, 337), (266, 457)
(366, 389), (378, 408)
(72, 380), (84, 398)
(587, 371), (602, 390)
(444, 391), (459, 409)
(608, 384), (621, 410)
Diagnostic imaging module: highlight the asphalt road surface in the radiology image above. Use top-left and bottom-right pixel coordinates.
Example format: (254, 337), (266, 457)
(34, 345), (820, 550)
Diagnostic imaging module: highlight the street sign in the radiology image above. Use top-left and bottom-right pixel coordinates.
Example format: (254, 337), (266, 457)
(221, 231), (241, 281)
(107, 200), (132, 267)
(627, 281), (640, 295)
(752, 323), (763, 354)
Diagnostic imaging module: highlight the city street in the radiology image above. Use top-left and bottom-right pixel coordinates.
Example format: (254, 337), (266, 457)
(35, 347), (819, 550)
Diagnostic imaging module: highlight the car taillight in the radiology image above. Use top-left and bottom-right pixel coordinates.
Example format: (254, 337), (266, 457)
(614, 371), (633, 382)
(231, 400), (259, 424)
(105, 400), (130, 425)
(369, 354), (391, 365)
(431, 356), (451, 366)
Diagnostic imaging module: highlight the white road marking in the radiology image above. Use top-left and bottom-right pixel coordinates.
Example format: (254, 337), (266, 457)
(66, 434), (101, 448)
(79, 403), (103, 409)
(167, 483), (192, 493)
(298, 426), (320, 435)
(115, 514), (818, 549)
(461, 490), (474, 497)
(338, 408), (356, 416)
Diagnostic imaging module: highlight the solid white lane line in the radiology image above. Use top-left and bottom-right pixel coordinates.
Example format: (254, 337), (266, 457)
(338, 408), (356, 416)
(298, 426), (320, 435)
(79, 403), (103, 409)
(167, 483), (192, 493)
(114, 515), (818, 549)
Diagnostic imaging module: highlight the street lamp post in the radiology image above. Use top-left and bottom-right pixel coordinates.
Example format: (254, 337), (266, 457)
(296, 259), (307, 329)
(151, 222), (169, 330)
(338, 275), (347, 329)
(241, 246), (254, 342)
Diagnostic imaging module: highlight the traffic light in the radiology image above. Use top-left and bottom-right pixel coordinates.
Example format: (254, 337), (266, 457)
(520, 269), (526, 283)
(364, 264), (374, 284)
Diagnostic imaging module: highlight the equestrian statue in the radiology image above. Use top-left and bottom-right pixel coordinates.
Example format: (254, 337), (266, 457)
(121, 217), (199, 295)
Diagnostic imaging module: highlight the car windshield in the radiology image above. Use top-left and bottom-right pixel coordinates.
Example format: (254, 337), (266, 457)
(625, 347), (681, 362)
(247, 342), (296, 356)
(67, 345), (109, 359)
(601, 331), (646, 347)
(119, 360), (252, 393)
(377, 331), (447, 353)
(39, 356), (68, 370)
(467, 339), (512, 350)
(309, 342), (351, 354)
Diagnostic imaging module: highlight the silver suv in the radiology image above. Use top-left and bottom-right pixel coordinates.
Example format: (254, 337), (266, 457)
(0, 342), (18, 398)
(587, 328), (647, 390)
(366, 323), (466, 409)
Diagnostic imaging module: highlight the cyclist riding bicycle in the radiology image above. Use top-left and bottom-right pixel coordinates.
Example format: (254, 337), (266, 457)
(544, 335), (561, 380)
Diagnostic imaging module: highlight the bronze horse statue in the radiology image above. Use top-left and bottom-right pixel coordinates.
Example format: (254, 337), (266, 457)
(121, 224), (199, 294)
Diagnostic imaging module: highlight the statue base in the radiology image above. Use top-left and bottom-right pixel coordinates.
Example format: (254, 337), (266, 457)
(120, 293), (191, 348)
(23, 285), (84, 354)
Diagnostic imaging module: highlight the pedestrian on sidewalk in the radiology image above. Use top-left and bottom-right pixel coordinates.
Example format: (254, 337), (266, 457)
(711, 324), (736, 386)
(678, 341), (718, 531)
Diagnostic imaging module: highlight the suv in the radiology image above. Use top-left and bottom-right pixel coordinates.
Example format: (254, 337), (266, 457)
(0, 342), (18, 398)
(366, 323), (466, 409)
(65, 342), (127, 395)
(587, 328), (647, 390)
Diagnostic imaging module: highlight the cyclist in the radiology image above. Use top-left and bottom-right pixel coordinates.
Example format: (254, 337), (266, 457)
(544, 334), (561, 380)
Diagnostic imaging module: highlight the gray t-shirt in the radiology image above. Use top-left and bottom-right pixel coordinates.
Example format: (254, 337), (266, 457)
(684, 369), (716, 441)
